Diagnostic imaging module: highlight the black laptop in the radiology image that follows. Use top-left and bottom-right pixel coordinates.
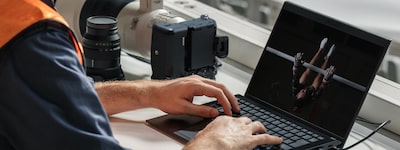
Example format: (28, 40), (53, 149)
(146, 1), (390, 149)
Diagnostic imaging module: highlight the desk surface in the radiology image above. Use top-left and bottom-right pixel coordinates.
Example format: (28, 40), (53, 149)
(110, 53), (400, 150)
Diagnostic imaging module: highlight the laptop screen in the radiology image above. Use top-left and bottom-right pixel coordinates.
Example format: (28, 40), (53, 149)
(245, 2), (390, 139)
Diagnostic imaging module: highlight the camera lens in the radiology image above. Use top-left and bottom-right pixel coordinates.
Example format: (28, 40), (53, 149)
(83, 16), (124, 81)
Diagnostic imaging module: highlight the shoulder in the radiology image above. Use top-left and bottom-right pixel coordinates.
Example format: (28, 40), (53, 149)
(5, 20), (71, 49)
(1, 19), (85, 81)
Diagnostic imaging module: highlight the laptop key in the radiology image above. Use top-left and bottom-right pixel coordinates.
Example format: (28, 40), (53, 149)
(260, 115), (268, 120)
(280, 143), (292, 150)
(290, 129), (299, 133)
(250, 110), (259, 114)
(290, 136), (300, 141)
(266, 124), (275, 129)
(262, 121), (269, 126)
(296, 131), (306, 136)
(254, 112), (264, 117)
(318, 136), (325, 140)
(266, 118), (275, 122)
(242, 113), (252, 117)
(289, 139), (309, 148)
(284, 126), (293, 131)
(283, 139), (293, 144)
(302, 135), (312, 139)
(242, 107), (252, 111)
(250, 116), (258, 121)
(268, 131), (276, 135)
(278, 123), (287, 128)
(283, 133), (294, 138)
(271, 120), (281, 125)
(278, 130), (288, 135)
(272, 127), (281, 132)
(309, 138), (318, 143)
(217, 107), (224, 113)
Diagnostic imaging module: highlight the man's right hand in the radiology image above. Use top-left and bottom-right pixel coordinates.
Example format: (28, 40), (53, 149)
(183, 116), (283, 150)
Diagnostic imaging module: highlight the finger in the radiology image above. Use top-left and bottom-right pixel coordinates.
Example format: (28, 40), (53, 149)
(189, 82), (233, 116)
(249, 121), (267, 134)
(201, 79), (240, 113)
(182, 103), (220, 118)
(236, 116), (253, 124)
(252, 134), (283, 146)
(185, 75), (238, 115)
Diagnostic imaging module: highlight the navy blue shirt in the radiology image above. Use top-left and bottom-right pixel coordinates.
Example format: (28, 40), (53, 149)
(0, 22), (125, 149)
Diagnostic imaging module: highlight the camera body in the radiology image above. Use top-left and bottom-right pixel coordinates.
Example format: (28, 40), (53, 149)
(151, 15), (228, 79)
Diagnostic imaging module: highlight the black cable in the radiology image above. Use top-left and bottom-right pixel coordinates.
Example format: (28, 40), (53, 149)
(342, 119), (391, 150)
(356, 117), (382, 125)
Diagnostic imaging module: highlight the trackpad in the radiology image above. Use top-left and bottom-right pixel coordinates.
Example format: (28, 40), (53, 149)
(146, 114), (212, 143)
(173, 130), (198, 141)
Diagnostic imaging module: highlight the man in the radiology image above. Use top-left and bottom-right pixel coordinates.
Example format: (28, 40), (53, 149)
(0, 0), (282, 149)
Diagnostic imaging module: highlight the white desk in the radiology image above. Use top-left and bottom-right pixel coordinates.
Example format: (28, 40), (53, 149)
(110, 52), (400, 150)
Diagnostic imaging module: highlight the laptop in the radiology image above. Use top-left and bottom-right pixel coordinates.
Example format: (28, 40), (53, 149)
(146, 1), (390, 149)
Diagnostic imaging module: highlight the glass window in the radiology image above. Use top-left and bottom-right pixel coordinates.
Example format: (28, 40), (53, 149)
(197, 0), (400, 84)
(165, 0), (400, 136)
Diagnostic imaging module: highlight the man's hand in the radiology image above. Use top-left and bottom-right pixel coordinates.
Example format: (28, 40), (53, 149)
(184, 116), (283, 150)
(148, 75), (240, 118)
(95, 75), (239, 117)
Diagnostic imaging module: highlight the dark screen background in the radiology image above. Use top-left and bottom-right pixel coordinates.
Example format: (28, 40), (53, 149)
(245, 2), (389, 139)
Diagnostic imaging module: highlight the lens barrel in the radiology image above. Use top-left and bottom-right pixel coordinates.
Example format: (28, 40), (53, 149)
(83, 16), (124, 81)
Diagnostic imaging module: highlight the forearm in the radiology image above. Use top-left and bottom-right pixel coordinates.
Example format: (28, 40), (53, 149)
(94, 80), (154, 115)
(94, 75), (240, 118)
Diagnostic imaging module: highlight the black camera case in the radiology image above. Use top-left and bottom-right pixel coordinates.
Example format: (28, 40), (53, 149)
(151, 15), (228, 79)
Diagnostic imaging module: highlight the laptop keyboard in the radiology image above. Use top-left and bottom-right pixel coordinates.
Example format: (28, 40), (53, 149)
(209, 98), (325, 150)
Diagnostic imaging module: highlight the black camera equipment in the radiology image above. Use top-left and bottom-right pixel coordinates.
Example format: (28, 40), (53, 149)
(151, 15), (229, 80)
(83, 16), (125, 81)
